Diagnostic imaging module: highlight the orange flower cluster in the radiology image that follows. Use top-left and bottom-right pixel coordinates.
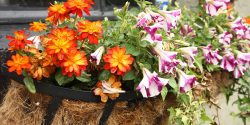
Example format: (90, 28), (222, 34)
(5, 0), (133, 102)
(46, 0), (94, 24)
(46, 27), (77, 61)
(244, 17), (250, 25)
(94, 76), (124, 102)
(60, 50), (88, 77)
(29, 51), (55, 80)
(6, 30), (33, 51)
(46, 3), (70, 24)
(64, 0), (94, 17)
(103, 46), (134, 76)
(29, 22), (47, 32)
(7, 54), (31, 75)
(77, 20), (102, 44)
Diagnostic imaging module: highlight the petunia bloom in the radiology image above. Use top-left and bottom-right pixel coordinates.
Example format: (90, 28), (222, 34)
(220, 53), (237, 72)
(103, 46), (134, 76)
(29, 22), (47, 32)
(136, 68), (169, 98)
(61, 50), (88, 77)
(6, 30), (33, 51)
(179, 47), (198, 67)
(77, 20), (102, 44)
(153, 43), (179, 74)
(233, 51), (250, 78)
(90, 46), (105, 65)
(46, 3), (70, 25)
(136, 12), (153, 28)
(180, 24), (195, 37)
(218, 31), (233, 45)
(6, 54), (31, 75)
(94, 75), (125, 102)
(202, 44), (222, 65)
(237, 51), (250, 63)
(233, 64), (247, 79)
(27, 36), (41, 49)
(231, 18), (249, 39)
(205, 0), (229, 16)
(176, 69), (197, 93)
(64, 0), (94, 17)
(143, 24), (163, 42)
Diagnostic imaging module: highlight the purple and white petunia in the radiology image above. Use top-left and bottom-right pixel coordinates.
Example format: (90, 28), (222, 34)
(153, 43), (179, 74)
(144, 24), (163, 41)
(237, 51), (250, 63)
(180, 24), (195, 37)
(136, 68), (169, 98)
(220, 53), (237, 72)
(233, 51), (250, 78)
(176, 69), (197, 93)
(233, 64), (247, 79)
(202, 44), (222, 65)
(160, 9), (181, 31)
(218, 31), (233, 45)
(231, 18), (249, 39)
(90, 46), (105, 65)
(137, 12), (153, 28)
(205, 0), (228, 16)
(179, 47), (198, 68)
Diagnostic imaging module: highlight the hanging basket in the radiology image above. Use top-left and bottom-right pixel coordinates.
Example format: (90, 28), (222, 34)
(0, 48), (176, 125)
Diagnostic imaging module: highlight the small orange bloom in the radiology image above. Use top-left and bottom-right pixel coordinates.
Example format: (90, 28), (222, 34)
(77, 20), (102, 44)
(6, 54), (31, 75)
(103, 46), (134, 76)
(46, 28), (77, 60)
(93, 75), (124, 102)
(46, 3), (69, 24)
(29, 22), (47, 32)
(64, 0), (94, 17)
(29, 52), (55, 80)
(244, 17), (250, 25)
(61, 50), (88, 77)
(6, 30), (33, 51)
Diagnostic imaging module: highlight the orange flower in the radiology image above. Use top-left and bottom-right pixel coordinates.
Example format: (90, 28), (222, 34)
(64, 0), (94, 17)
(244, 17), (250, 25)
(46, 3), (69, 24)
(29, 22), (47, 32)
(94, 75), (124, 102)
(77, 20), (102, 44)
(103, 46), (134, 76)
(61, 50), (88, 77)
(29, 53), (55, 80)
(46, 28), (77, 60)
(6, 30), (33, 51)
(6, 54), (31, 75)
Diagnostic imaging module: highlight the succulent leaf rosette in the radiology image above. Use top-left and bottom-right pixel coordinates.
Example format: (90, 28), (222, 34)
(5, 0), (250, 108)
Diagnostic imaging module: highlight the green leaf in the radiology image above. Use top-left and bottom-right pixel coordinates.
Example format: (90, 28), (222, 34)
(22, 70), (28, 77)
(161, 86), (168, 101)
(123, 44), (140, 56)
(201, 111), (213, 122)
(181, 115), (188, 125)
(55, 70), (74, 86)
(98, 70), (111, 80)
(139, 40), (149, 47)
(179, 93), (190, 105)
(76, 72), (91, 83)
(169, 77), (178, 92)
(23, 76), (36, 93)
(122, 70), (136, 80)
(194, 57), (204, 73)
